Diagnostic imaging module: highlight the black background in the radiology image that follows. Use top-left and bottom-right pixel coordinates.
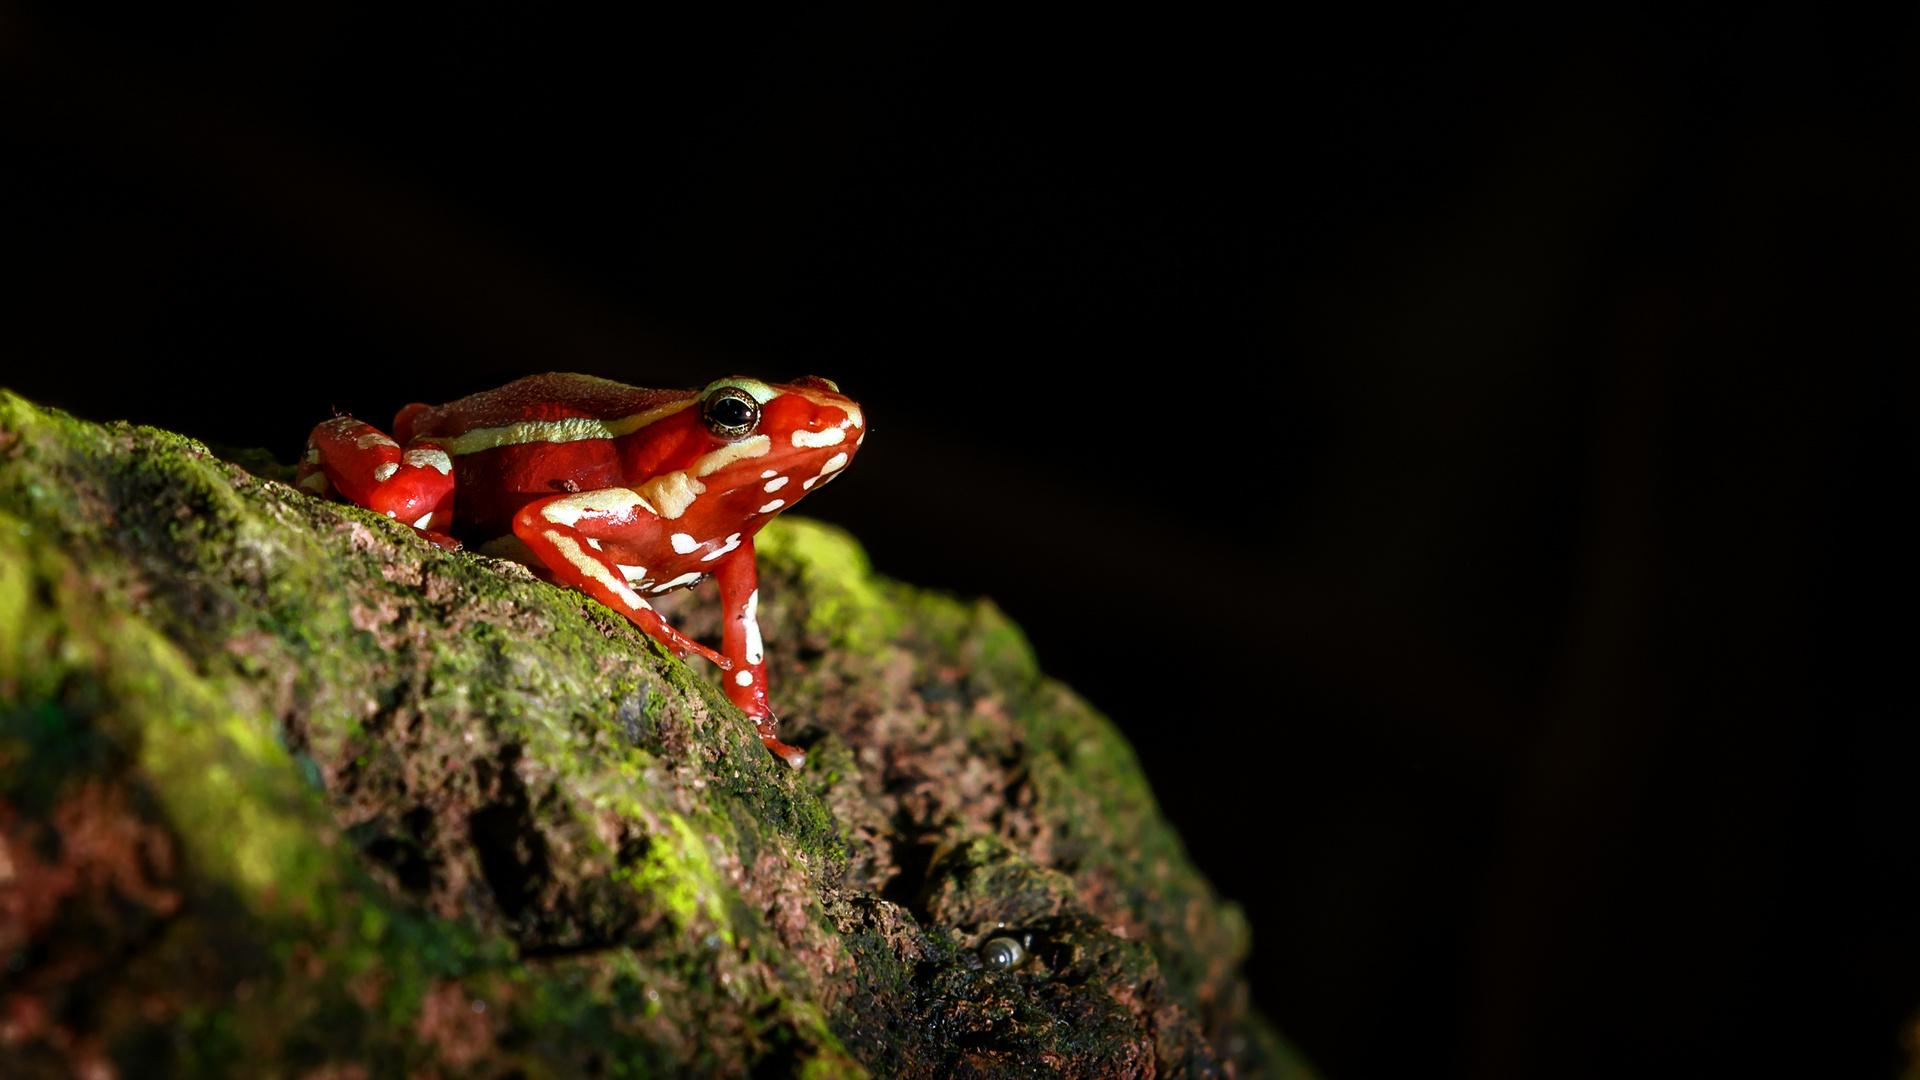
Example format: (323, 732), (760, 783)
(4, 5), (1917, 1078)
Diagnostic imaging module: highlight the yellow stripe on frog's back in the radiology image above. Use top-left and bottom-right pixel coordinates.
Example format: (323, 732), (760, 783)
(442, 399), (695, 457)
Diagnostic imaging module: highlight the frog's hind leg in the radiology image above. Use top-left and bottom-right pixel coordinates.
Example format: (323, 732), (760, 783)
(512, 490), (731, 670)
(297, 416), (457, 543)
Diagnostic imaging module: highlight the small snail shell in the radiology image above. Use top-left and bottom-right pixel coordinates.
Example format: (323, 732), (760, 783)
(980, 935), (1028, 971)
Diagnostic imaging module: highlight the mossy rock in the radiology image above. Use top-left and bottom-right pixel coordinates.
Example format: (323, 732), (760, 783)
(0, 391), (1319, 1079)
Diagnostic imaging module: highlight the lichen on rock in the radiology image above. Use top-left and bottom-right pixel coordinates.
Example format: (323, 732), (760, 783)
(0, 391), (1318, 1079)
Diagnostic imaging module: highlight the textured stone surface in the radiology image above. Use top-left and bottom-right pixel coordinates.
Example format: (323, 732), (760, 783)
(0, 392), (1318, 1079)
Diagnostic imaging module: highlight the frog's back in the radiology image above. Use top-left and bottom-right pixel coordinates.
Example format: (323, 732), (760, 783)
(403, 373), (694, 438)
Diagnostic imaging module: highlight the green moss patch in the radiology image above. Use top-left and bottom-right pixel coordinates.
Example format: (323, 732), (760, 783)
(0, 391), (1314, 1079)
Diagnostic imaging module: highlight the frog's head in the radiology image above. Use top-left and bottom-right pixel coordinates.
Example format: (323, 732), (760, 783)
(686, 375), (864, 515)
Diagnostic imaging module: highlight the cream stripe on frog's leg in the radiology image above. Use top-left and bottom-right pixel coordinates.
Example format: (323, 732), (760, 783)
(712, 537), (804, 769)
(511, 491), (730, 669)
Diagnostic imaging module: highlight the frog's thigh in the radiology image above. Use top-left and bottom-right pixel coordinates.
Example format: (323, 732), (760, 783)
(511, 490), (654, 603)
(511, 490), (727, 668)
(530, 485), (664, 582)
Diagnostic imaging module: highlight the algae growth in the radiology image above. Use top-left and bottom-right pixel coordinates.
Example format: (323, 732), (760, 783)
(0, 391), (1317, 1079)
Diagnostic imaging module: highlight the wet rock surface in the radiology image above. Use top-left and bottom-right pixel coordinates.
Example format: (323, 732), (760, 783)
(0, 392), (1318, 1079)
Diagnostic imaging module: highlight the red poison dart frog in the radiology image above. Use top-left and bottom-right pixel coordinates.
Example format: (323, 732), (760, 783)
(295, 373), (865, 768)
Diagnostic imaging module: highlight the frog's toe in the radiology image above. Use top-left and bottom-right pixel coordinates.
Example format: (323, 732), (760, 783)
(762, 735), (807, 770)
(415, 528), (462, 551)
(752, 713), (806, 769)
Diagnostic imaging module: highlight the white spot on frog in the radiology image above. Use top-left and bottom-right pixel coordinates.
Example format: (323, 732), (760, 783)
(742, 588), (763, 665)
(540, 487), (655, 527)
(412, 512), (435, 529)
(617, 564), (648, 582)
(652, 571), (704, 593)
(372, 462), (399, 483)
(758, 499), (785, 514)
(734, 670), (754, 687)
(791, 426), (845, 449)
(670, 533), (699, 554)
(402, 447), (453, 474)
(801, 450), (850, 491)
(760, 469), (779, 478)
(638, 471), (706, 520)
(763, 475), (789, 493)
(304, 446), (322, 464)
(699, 532), (742, 562)
(298, 473), (329, 493)
(356, 431), (399, 450)
(585, 537), (603, 550)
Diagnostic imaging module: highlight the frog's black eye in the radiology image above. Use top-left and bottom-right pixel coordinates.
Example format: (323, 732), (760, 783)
(701, 387), (761, 438)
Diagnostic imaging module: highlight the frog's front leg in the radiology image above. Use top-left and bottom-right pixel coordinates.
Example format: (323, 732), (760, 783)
(296, 416), (457, 545)
(511, 490), (732, 670)
(711, 538), (806, 769)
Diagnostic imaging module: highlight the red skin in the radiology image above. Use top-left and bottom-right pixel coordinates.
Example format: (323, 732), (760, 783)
(296, 373), (864, 768)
